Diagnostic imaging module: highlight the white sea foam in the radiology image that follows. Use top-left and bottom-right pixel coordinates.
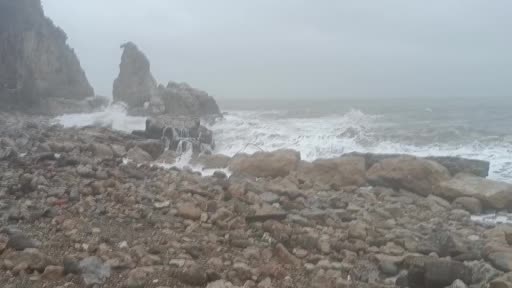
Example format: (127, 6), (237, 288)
(53, 103), (146, 132)
(52, 106), (512, 182)
(208, 110), (512, 182)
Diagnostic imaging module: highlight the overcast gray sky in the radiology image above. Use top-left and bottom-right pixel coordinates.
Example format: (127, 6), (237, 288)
(43, 0), (512, 100)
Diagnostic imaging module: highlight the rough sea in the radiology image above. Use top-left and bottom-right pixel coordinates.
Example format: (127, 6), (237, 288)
(55, 96), (512, 183)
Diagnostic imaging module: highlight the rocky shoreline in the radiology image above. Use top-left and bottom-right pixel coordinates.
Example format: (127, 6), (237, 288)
(0, 112), (512, 288)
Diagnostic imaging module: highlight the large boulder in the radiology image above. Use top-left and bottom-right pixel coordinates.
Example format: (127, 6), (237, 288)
(112, 42), (157, 109)
(367, 156), (451, 196)
(229, 149), (301, 178)
(0, 0), (94, 114)
(426, 156), (490, 178)
(159, 81), (221, 117)
(350, 153), (489, 178)
(296, 156), (366, 189)
(438, 174), (512, 210)
(133, 116), (214, 155)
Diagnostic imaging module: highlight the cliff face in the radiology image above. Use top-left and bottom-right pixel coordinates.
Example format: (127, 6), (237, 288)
(113, 42), (221, 117)
(0, 0), (94, 114)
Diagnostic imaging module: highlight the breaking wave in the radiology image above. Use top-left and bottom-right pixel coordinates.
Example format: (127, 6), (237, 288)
(52, 105), (512, 182)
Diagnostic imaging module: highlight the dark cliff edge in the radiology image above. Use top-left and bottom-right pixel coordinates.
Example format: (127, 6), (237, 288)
(0, 0), (95, 115)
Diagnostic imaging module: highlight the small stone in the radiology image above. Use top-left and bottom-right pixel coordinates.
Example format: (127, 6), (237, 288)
(79, 256), (111, 286)
(63, 256), (81, 275)
(5, 231), (41, 251)
(178, 262), (208, 286)
(154, 201), (170, 209)
(126, 267), (154, 288)
(260, 192), (280, 204)
(178, 204), (202, 220)
(233, 262), (253, 281)
(348, 221), (367, 240)
(274, 243), (300, 266)
(169, 259), (186, 268)
(42, 265), (64, 280)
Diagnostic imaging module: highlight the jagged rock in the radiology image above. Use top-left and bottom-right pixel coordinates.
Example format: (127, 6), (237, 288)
(296, 156), (366, 189)
(113, 42), (157, 109)
(113, 42), (220, 117)
(367, 156), (451, 196)
(0, 0), (94, 114)
(229, 149), (301, 178)
(159, 81), (221, 117)
(438, 174), (512, 209)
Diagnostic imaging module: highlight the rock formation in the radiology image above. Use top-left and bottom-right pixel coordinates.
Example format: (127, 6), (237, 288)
(113, 42), (221, 117)
(112, 42), (157, 109)
(0, 0), (95, 114)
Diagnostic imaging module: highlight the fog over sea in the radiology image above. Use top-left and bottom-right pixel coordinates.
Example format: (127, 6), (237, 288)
(56, 96), (512, 183)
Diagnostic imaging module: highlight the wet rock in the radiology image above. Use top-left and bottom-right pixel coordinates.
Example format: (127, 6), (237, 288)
(126, 146), (153, 163)
(367, 156), (450, 196)
(426, 156), (490, 178)
(191, 154), (231, 169)
(439, 174), (512, 209)
(79, 256), (111, 286)
(453, 197), (483, 214)
(132, 139), (164, 160)
(229, 149), (301, 178)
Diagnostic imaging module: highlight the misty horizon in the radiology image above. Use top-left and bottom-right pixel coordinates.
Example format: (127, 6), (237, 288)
(43, 0), (512, 100)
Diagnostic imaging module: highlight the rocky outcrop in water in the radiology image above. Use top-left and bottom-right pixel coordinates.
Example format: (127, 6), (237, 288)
(112, 42), (157, 109)
(113, 42), (221, 117)
(0, 0), (95, 115)
(132, 116), (215, 156)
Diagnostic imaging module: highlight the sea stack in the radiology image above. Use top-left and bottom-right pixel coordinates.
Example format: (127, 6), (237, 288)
(113, 42), (221, 117)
